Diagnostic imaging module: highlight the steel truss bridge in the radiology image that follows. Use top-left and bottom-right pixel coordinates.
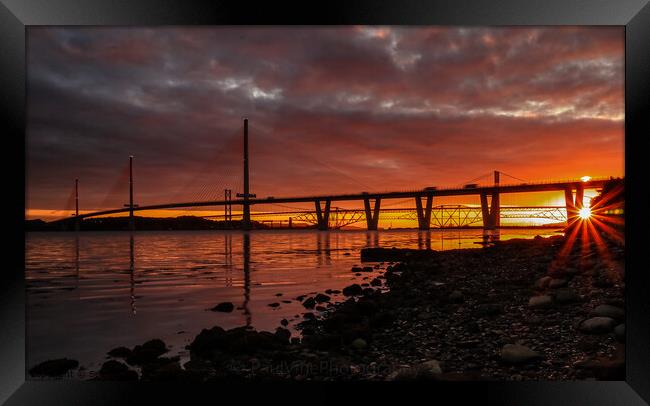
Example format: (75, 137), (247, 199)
(204, 205), (568, 229)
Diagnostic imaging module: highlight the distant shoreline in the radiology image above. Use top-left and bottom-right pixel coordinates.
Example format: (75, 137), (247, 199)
(25, 216), (566, 232)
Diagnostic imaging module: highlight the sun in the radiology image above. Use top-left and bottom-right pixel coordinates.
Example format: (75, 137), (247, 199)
(578, 207), (592, 219)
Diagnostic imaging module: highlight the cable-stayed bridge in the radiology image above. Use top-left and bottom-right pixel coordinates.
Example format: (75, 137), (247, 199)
(49, 119), (623, 231)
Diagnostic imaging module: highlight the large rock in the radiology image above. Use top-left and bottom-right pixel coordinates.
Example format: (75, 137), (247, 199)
(127, 339), (168, 365)
(614, 324), (625, 342)
(501, 344), (541, 364)
(99, 360), (139, 381)
(314, 293), (331, 303)
(554, 289), (580, 304)
(29, 358), (79, 377)
(590, 304), (624, 320)
(342, 284), (363, 296)
(449, 290), (463, 303)
(386, 360), (442, 380)
(274, 327), (291, 343)
(534, 276), (552, 290)
(302, 297), (316, 309)
(211, 302), (234, 312)
(579, 317), (617, 334)
(351, 338), (367, 350)
(528, 295), (553, 308)
(549, 278), (568, 289)
(107, 346), (132, 359)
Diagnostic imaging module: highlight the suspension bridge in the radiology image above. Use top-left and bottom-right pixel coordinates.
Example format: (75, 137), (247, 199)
(49, 118), (623, 231)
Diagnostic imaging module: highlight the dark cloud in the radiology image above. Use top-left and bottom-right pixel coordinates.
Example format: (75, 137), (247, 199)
(26, 26), (624, 214)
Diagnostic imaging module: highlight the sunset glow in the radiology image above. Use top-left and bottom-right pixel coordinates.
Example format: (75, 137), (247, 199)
(26, 27), (624, 223)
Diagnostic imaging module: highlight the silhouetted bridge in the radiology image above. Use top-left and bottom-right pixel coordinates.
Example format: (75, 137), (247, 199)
(51, 118), (622, 231)
(62, 177), (614, 230)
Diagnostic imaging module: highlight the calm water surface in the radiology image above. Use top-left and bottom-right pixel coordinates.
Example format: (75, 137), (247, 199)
(26, 228), (560, 374)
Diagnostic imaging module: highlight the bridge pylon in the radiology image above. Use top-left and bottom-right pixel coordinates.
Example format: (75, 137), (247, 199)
(415, 194), (433, 230)
(564, 183), (585, 232)
(480, 170), (501, 229)
(364, 197), (381, 230)
(315, 199), (331, 230)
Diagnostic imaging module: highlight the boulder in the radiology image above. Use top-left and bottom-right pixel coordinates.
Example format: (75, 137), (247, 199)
(614, 324), (625, 342)
(302, 297), (317, 309)
(99, 360), (139, 381)
(386, 360), (442, 380)
(29, 358), (79, 377)
(274, 327), (291, 343)
(211, 302), (234, 312)
(127, 339), (168, 365)
(449, 290), (463, 303)
(351, 338), (367, 350)
(534, 276), (552, 290)
(554, 289), (580, 304)
(314, 293), (331, 303)
(107, 346), (132, 359)
(549, 278), (568, 289)
(501, 344), (541, 364)
(528, 295), (553, 308)
(579, 317), (617, 334)
(590, 304), (624, 320)
(342, 284), (363, 296)
(476, 303), (504, 316)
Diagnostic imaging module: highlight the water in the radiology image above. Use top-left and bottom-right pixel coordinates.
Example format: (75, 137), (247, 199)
(25, 228), (560, 375)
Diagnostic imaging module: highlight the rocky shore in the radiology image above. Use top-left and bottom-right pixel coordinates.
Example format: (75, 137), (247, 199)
(30, 233), (625, 381)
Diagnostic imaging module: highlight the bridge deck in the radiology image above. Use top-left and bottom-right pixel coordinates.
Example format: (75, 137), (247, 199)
(66, 178), (615, 221)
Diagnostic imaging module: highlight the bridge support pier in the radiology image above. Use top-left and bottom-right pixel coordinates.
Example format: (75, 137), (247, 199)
(415, 195), (433, 230)
(480, 191), (500, 229)
(315, 199), (331, 230)
(564, 184), (584, 232)
(364, 198), (381, 230)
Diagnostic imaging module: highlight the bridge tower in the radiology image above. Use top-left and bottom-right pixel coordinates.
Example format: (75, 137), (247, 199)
(237, 118), (256, 230)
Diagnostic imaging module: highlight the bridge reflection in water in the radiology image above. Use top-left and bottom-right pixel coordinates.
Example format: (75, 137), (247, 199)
(112, 229), (507, 321)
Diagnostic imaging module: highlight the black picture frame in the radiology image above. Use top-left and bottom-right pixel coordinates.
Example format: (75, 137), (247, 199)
(2, 0), (649, 404)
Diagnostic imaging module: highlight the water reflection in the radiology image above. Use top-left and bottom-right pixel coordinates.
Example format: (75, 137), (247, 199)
(417, 230), (432, 250)
(224, 233), (233, 287)
(365, 231), (379, 248)
(26, 228), (559, 372)
(242, 232), (251, 328)
(316, 232), (331, 266)
(130, 233), (136, 315)
(482, 229), (501, 245)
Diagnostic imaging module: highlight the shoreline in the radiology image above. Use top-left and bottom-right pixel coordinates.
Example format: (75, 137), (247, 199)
(29, 233), (625, 381)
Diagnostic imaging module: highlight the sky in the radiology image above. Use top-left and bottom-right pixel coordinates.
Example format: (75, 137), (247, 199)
(26, 26), (624, 220)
